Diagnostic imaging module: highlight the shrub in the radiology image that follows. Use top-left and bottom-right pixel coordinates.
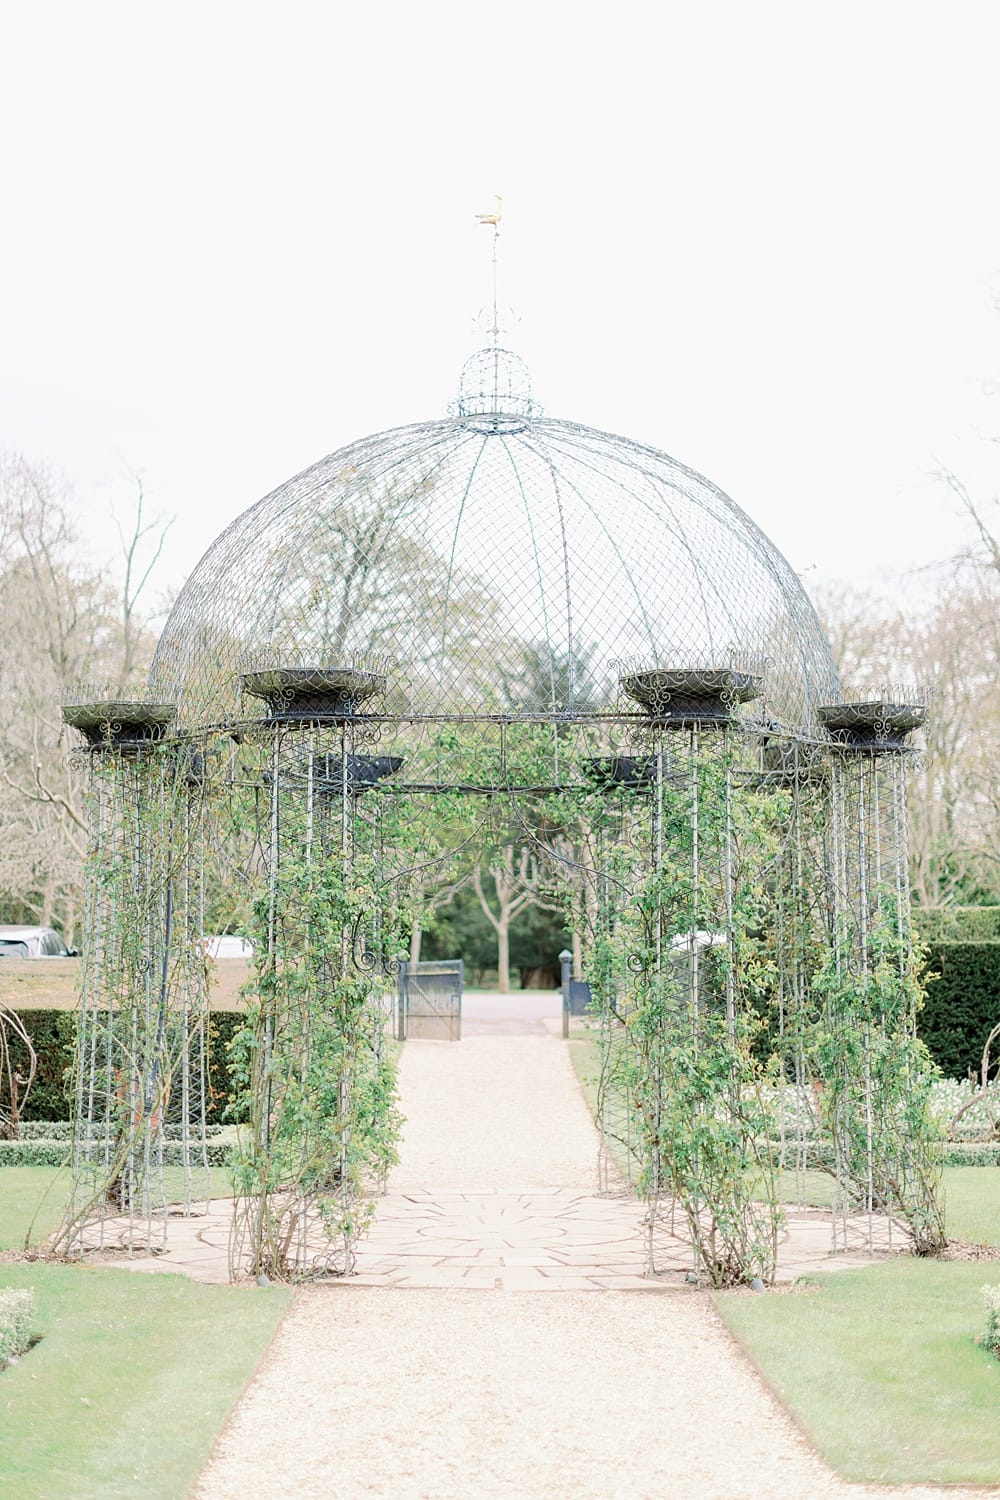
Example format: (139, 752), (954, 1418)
(16, 1121), (73, 1141)
(942, 1143), (1000, 1167)
(983, 1285), (1000, 1361)
(7, 1011), (76, 1120)
(915, 908), (1000, 944)
(0, 1140), (70, 1168)
(0, 1287), (34, 1364)
(5, 1010), (245, 1124)
(0, 1138), (232, 1170)
(16, 1120), (222, 1140)
(206, 1012), (245, 1122)
(921, 943), (1000, 1080)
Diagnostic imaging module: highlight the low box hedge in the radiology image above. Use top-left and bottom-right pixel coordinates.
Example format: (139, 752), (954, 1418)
(939, 1142), (1000, 1167)
(0, 1140), (69, 1168)
(16, 1120), (73, 1141)
(15, 1120), (225, 1141)
(0, 1138), (233, 1169)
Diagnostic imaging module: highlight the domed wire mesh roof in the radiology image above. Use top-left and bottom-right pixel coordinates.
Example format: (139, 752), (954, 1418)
(151, 355), (840, 734)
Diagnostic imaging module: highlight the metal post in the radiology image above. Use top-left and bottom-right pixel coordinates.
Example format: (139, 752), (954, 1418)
(559, 948), (572, 1039)
(397, 961), (407, 1042)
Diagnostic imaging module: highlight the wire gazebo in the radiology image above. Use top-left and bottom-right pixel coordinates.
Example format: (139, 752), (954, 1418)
(53, 325), (943, 1284)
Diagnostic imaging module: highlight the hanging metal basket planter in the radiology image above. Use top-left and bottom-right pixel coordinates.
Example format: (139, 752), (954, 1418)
(61, 698), (177, 750)
(818, 699), (927, 755)
(240, 666), (386, 723)
(620, 666), (762, 727)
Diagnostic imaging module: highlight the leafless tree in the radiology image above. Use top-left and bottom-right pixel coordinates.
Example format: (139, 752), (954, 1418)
(814, 485), (1000, 908)
(472, 844), (563, 993)
(0, 454), (170, 941)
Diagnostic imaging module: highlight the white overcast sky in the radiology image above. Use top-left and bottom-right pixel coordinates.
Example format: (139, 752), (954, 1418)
(1, 2), (998, 610)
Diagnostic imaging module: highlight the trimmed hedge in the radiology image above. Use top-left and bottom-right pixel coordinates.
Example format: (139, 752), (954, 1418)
(0, 1140), (69, 1168)
(15, 1120), (225, 1140)
(15, 1120), (73, 1140)
(207, 1012), (244, 1122)
(915, 907), (1000, 944)
(0, 1138), (232, 1168)
(7, 1011), (76, 1121)
(941, 1143), (1000, 1167)
(6, 1010), (245, 1123)
(921, 942), (1000, 1080)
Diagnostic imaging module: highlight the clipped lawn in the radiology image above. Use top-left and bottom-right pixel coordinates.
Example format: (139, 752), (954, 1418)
(945, 1165), (1000, 1246)
(0, 1262), (289, 1499)
(0, 1166), (236, 1251)
(567, 1036), (600, 1117)
(717, 1261), (1000, 1485)
(0, 1166), (72, 1249)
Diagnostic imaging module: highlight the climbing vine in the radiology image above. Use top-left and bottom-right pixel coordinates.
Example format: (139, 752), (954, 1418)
(54, 733), (212, 1256)
(227, 731), (401, 1280)
(810, 903), (945, 1254)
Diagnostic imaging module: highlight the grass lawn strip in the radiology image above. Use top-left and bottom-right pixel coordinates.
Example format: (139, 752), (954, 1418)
(716, 1259), (1000, 1486)
(0, 1262), (290, 1500)
(944, 1166), (1000, 1247)
(0, 1166), (236, 1252)
(0, 1167), (72, 1250)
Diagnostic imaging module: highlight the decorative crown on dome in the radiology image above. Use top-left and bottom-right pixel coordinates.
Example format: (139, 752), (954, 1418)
(452, 346), (540, 433)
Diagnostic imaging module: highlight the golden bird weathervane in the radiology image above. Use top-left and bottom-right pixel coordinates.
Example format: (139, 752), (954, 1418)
(475, 194), (503, 231)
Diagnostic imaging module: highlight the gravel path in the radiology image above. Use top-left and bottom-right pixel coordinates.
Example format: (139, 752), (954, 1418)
(194, 1026), (997, 1500)
(387, 1034), (603, 1190)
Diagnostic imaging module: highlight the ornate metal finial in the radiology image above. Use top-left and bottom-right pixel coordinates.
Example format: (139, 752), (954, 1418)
(474, 193), (503, 343)
(451, 195), (540, 433)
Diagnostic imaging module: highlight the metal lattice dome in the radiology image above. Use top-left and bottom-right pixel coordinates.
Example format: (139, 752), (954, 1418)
(151, 362), (840, 732)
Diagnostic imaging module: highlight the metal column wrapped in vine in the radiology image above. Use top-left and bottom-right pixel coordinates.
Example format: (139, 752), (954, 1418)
(55, 339), (945, 1283)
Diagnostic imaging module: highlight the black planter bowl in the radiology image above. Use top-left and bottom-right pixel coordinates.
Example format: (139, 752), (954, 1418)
(581, 755), (658, 791)
(309, 753), (404, 793)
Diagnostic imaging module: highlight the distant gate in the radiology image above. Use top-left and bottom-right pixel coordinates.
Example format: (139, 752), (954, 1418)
(397, 960), (463, 1041)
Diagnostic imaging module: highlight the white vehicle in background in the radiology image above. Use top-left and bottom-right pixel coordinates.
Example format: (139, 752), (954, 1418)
(204, 935), (253, 960)
(0, 925), (76, 958)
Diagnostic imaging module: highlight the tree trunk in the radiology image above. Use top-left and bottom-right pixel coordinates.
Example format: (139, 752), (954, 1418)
(521, 966), (560, 989)
(409, 923), (422, 966)
(62, 899), (79, 952)
(572, 929), (583, 981)
(39, 871), (56, 928)
(497, 918), (510, 993)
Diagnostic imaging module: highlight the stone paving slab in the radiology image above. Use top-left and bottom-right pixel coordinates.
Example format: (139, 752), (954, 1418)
(77, 1186), (902, 1288)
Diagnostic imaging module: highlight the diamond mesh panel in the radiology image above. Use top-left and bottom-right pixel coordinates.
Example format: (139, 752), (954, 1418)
(150, 415), (839, 733)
